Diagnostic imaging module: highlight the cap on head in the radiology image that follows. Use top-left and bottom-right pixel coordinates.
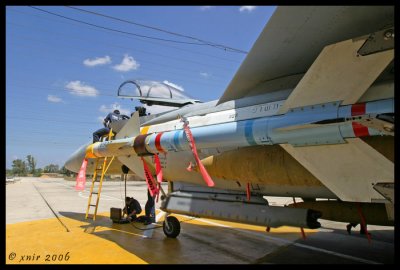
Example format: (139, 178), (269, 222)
(114, 109), (120, 114)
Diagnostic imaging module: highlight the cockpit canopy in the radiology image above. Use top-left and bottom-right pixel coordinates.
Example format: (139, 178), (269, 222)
(117, 80), (201, 107)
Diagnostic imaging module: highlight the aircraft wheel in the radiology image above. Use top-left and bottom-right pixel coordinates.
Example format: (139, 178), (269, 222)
(163, 216), (180, 238)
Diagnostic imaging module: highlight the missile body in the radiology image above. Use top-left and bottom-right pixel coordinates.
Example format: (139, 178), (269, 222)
(85, 98), (393, 158)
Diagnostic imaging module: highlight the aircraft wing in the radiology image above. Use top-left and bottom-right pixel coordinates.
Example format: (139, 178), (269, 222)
(280, 138), (394, 202)
(216, 6), (394, 203)
(217, 6), (394, 105)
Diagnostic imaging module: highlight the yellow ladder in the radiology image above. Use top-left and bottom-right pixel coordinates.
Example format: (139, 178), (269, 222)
(85, 129), (115, 221)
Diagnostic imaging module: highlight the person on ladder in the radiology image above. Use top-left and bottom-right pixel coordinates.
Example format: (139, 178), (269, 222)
(93, 109), (130, 143)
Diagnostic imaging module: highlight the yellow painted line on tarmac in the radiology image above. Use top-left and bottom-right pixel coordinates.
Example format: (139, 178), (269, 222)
(6, 209), (317, 264)
(171, 213), (316, 233)
(6, 213), (147, 264)
(197, 218), (316, 233)
(171, 213), (317, 242)
(157, 211), (317, 237)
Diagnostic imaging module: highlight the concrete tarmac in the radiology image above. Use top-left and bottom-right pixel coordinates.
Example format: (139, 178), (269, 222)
(6, 177), (394, 264)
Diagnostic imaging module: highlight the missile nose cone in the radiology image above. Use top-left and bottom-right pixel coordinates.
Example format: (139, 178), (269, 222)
(64, 142), (91, 173)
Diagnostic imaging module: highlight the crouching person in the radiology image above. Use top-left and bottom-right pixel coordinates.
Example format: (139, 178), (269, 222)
(123, 196), (142, 222)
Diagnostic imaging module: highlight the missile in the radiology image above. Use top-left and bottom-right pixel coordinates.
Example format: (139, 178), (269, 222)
(84, 98), (393, 159)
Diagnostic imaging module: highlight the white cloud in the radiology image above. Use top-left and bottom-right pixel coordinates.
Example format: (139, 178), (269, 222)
(200, 72), (210, 78)
(113, 54), (140, 72)
(65, 81), (99, 97)
(239, 6), (257, 12)
(99, 102), (131, 116)
(47, 95), (63, 103)
(200, 6), (213, 11)
(83, 55), (111, 67)
(162, 80), (184, 91)
(97, 116), (105, 124)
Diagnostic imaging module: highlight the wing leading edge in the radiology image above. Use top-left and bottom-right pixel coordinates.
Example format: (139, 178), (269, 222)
(217, 6), (394, 105)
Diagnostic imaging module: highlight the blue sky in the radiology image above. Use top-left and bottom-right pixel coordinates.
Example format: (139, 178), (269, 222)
(6, 5), (276, 169)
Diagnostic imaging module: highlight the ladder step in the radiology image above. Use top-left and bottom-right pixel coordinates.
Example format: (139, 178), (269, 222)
(85, 155), (113, 220)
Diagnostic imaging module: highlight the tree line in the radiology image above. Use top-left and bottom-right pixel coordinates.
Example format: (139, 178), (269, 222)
(7, 155), (73, 177)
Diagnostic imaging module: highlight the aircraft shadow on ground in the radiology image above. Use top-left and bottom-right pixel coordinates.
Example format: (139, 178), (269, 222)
(58, 211), (394, 264)
(57, 211), (297, 263)
(286, 225), (395, 264)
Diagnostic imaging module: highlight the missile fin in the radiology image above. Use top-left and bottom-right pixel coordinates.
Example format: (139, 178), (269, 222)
(115, 111), (140, 139)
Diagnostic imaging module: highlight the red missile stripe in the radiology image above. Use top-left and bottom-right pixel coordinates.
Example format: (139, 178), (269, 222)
(155, 132), (165, 153)
(351, 103), (366, 116)
(352, 122), (370, 137)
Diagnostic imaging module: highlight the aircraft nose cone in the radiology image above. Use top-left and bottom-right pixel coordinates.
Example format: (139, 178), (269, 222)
(64, 142), (90, 173)
(64, 156), (80, 173)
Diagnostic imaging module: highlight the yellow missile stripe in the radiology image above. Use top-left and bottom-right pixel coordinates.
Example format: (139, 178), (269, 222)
(140, 126), (150, 135)
(84, 126), (151, 159)
(85, 143), (97, 159)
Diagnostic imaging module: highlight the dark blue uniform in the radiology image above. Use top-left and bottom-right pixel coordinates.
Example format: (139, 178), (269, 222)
(123, 197), (142, 221)
(145, 189), (156, 224)
(92, 111), (129, 143)
(103, 112), (129, 128)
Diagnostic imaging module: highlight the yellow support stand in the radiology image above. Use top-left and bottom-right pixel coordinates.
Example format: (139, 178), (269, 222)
(85, 129), (115, 221)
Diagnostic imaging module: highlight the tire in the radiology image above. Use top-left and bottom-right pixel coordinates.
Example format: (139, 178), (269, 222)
(163, 216), (180, 238)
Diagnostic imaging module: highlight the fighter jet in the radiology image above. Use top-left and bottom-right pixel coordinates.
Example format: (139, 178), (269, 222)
(65, 6), (394, 238)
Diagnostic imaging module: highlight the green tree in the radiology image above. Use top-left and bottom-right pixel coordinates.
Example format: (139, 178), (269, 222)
(12, 159), (28, 176)
(60, 166), (73, 176)
(26, 155), (37, 174)
(33, 168), (43, 177)
(43, 164), (60, 173)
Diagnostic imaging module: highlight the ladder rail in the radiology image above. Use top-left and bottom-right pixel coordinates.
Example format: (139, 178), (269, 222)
(85, 157), (104, 219)
(93, 156), (115, 218)
(85, 129), (115, 221)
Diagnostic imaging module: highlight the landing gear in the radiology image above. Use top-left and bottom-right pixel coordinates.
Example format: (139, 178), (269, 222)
(163, 216), (180, 238)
